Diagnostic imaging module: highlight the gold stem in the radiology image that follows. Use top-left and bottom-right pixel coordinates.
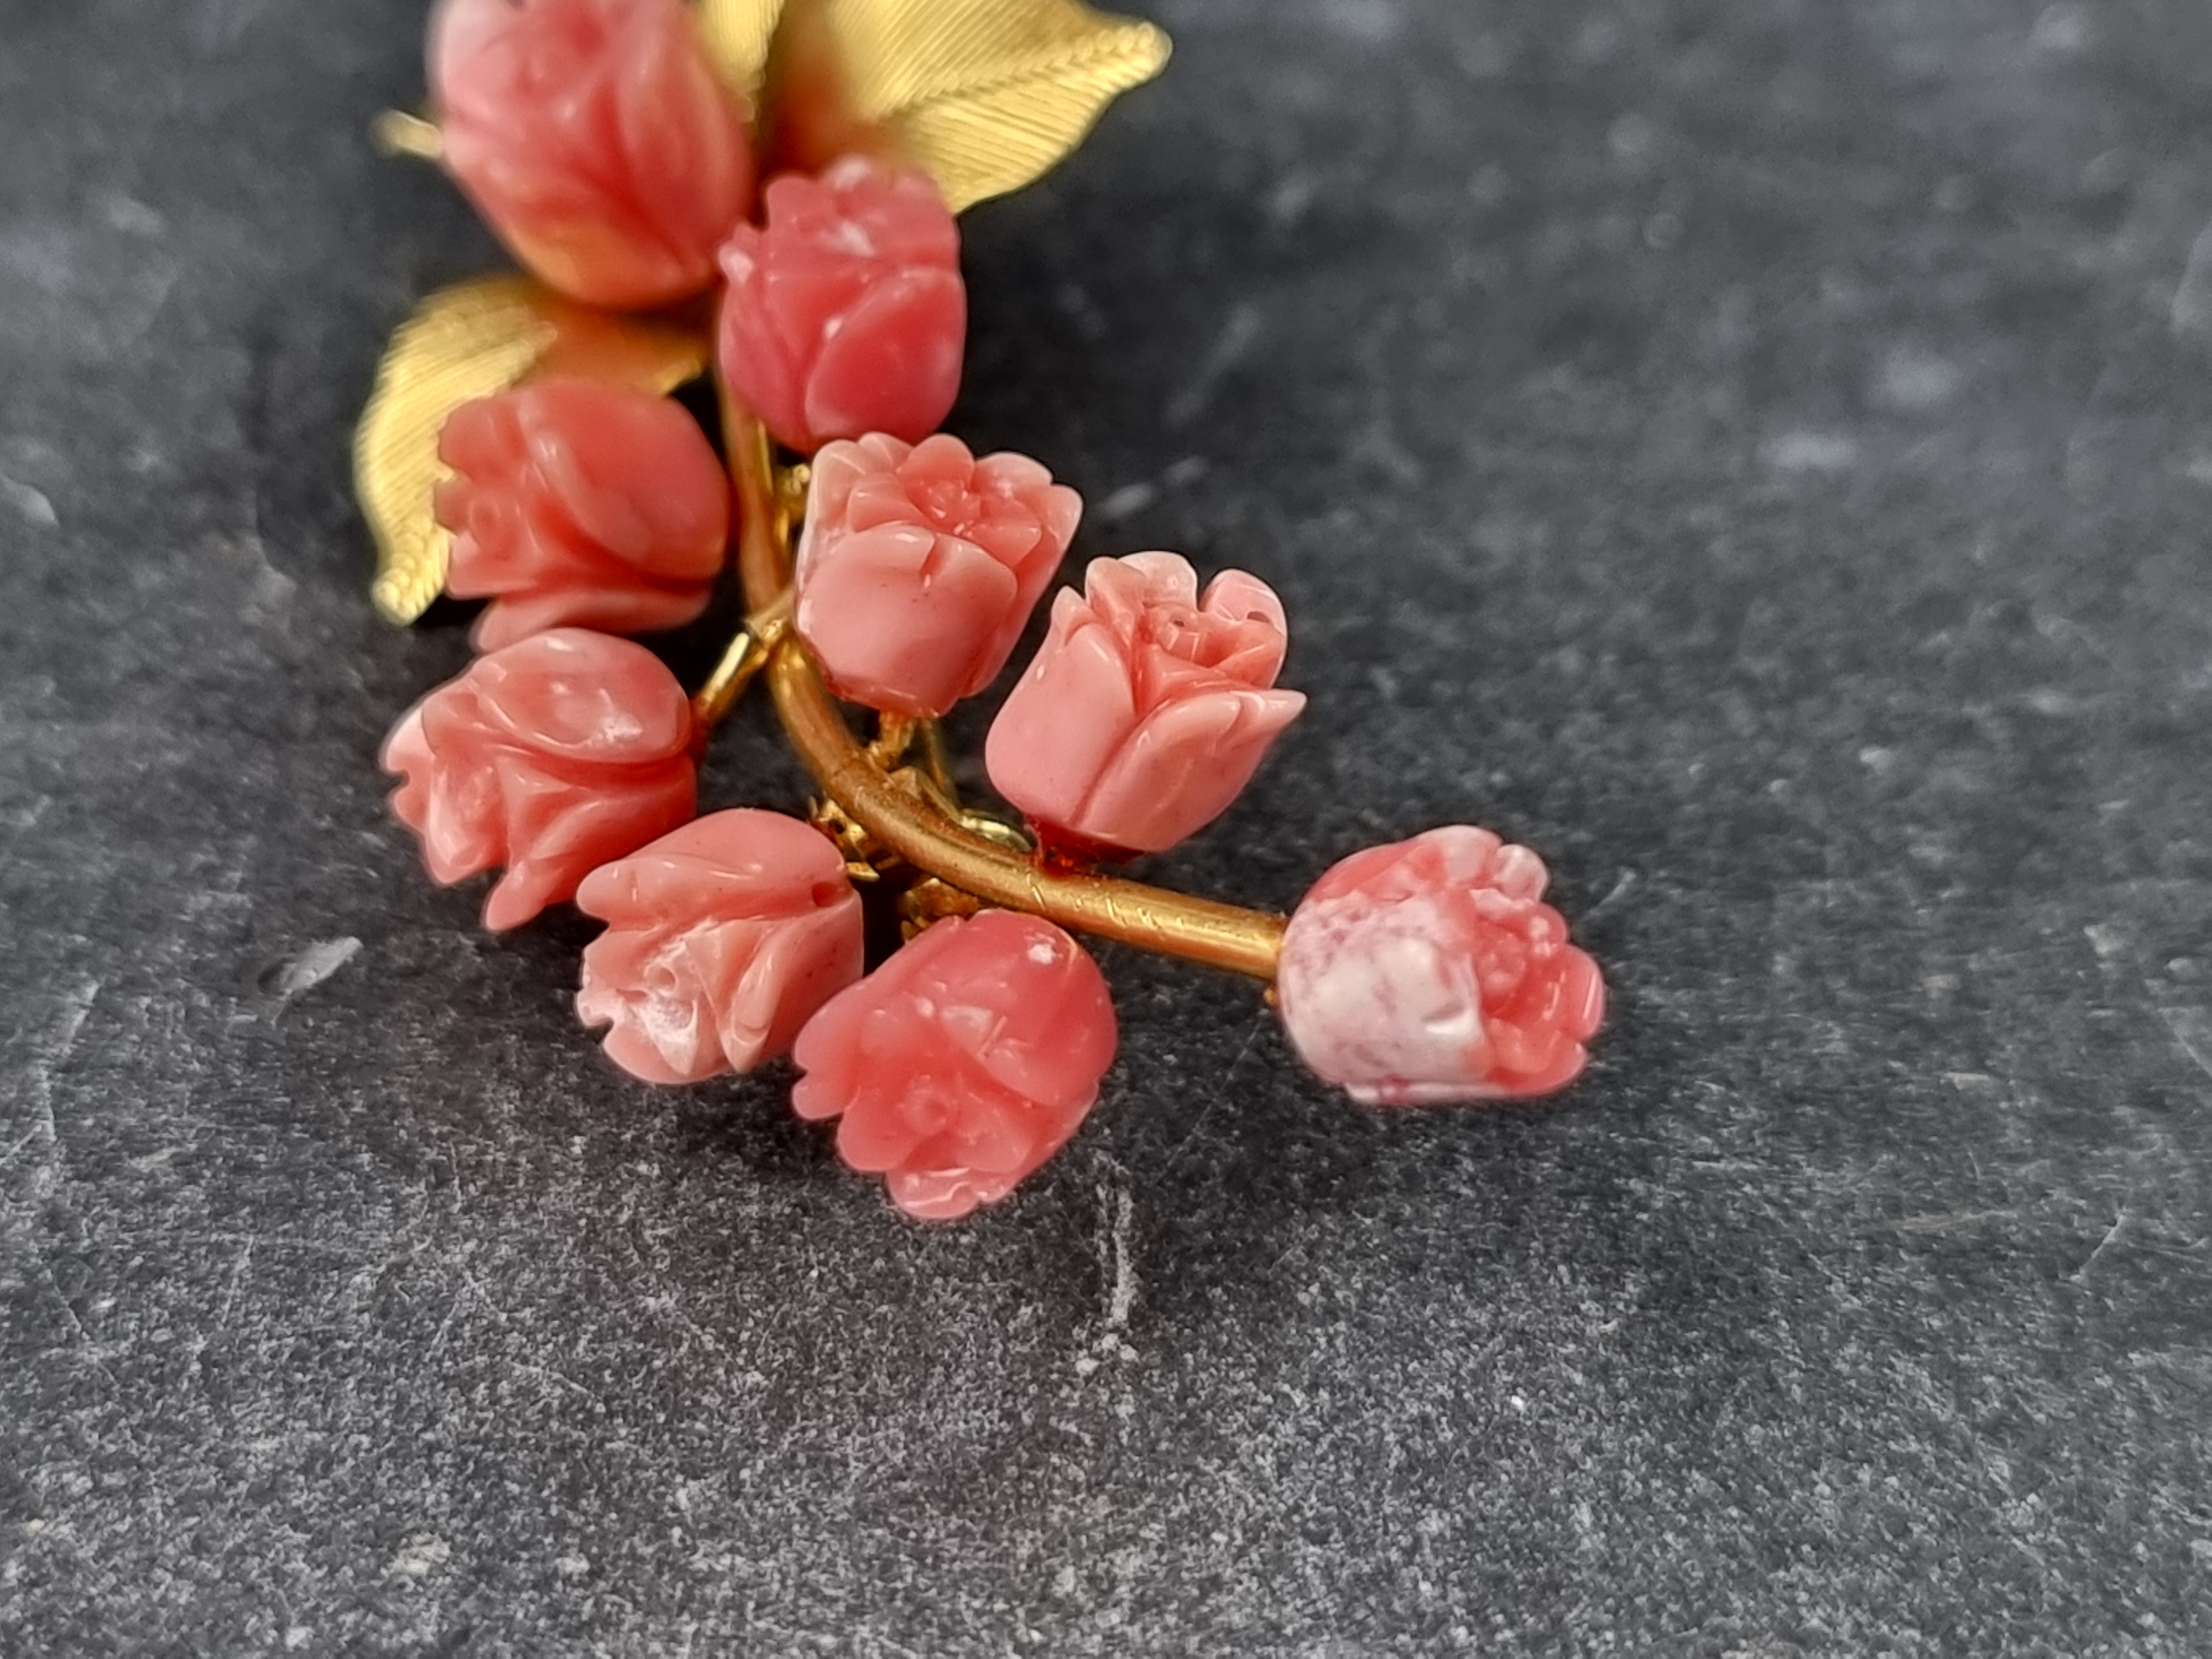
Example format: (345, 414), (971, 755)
(865, 712), (922, 770)
(916, 718), (958, 800)
(371, 109), (444, 163)
(723, 405), (1286, 982)
(690, 592), (792, 731)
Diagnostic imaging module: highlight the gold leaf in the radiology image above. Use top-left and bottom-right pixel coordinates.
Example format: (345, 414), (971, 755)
(768, 0), (1171, 212)
(693, 0), (786, 105)
(357, 277), (712, 624)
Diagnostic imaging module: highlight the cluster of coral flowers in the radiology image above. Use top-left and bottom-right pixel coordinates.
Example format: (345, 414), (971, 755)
(380, 0), (1604, 1220)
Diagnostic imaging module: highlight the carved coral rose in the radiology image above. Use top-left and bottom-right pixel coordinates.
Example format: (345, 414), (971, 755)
(575, 810), (864, 1083)
(1276, 826), (1605, 1104)
(435, 378), (731, 651)
(792, 432), (1082, 717)
(791, 911), (1118, 1220)
(985, 551), (1306, 855)
(430, 0), (753, 307)
(381, 629), (697, 930)
(716, 157), (967, 455)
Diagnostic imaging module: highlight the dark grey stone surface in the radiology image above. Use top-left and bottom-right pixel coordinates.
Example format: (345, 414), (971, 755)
(4, 0), (2211, 1651)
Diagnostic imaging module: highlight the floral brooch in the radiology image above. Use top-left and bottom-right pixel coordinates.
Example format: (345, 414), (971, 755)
(358, 0), (1606, 1220)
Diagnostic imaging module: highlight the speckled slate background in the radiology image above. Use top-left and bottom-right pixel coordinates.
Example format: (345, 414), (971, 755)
(4, 0), (2211, 1652)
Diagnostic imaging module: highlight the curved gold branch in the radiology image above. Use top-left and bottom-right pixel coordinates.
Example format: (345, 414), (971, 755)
(722, 407), (1286, 982)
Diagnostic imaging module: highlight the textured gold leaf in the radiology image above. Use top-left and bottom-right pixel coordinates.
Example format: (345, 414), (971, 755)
(693, 0), (786, 104)
(357, 278), (711, 624)
(768, 0), (1171, 212)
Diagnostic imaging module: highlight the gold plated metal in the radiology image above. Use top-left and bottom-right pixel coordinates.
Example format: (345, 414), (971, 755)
(724, 405), (1287, 981)
(360, 1), (1256, 974)
(357, 277), (712, 624)
(693, 0), (786, 105)
(699, 0), (1170, 212)
(689, 592), (793, 729)
(370, 109), (444, 162)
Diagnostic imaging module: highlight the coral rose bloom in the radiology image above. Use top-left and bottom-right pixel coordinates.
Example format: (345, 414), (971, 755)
(436, 379), (730, 651)
(1276, 826), (1605, 1104)
(575, 810), (864, 1083)
(717, 158), (966, 454)
(430, 0), (753, 307)
(381, 629), (697, 930)
(791, 911), (1118, 1220)
(793, 433), (1082, 716)
(985, 552), (1306, 854)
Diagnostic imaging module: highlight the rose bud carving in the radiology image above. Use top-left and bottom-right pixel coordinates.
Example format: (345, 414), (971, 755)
(716, 157), (966, 455)
(435, 379), (731, 653)
(792, 433), (1082, 717)
(381, 628), (697, 930)
(429, 0), (753, 308)
(791, 911), (1118, 1221)
(984, 552), (1306, 855)
(1275, 826), (1605, 1105)
(575, 810), (864, 1083)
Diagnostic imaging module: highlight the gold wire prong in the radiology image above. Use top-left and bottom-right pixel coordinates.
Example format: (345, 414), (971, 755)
(371, 109), (444, 163)
(690, 593), (794, 732)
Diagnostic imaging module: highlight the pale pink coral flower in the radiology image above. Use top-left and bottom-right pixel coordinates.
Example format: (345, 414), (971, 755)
(791, 911), (1118, 1220)
(1275, 826), (1605, 1105)
(716, 157), (966, 455)
(381, 628), (697, 930)
(430, 0), (753, 307)
(792, 432), (1082, 717)
(985, 551), (1306, 855)
(436, 378), (731, 651)
(575, 810), (864, 1083)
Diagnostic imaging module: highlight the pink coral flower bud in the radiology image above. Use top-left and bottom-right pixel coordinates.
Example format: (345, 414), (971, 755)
(436, 379), (731, 652)
(985, 552), (1306, 855)
(791, 911), (1118, 1221)
(792, 433), (1082, 716)
(574, 810), (864, 1083)
(1276, 826), (1605, 1105)
(430, 0), (753, 308)
(716, 158), (966, 454)
(381, 629), (697, 930)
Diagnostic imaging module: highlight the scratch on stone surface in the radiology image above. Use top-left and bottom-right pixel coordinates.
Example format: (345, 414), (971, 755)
(1761, 430), (1860, 474)
(215, 1234), (257, 1329)
(1942, 1071), (2004, 1094)
(2072, 1211), (2130, 1283)
(265, 936), (361, 1004)
(11, 985), (118, 1389)
(23, 979), (100, 1187)
(0, 473), (58, 528)
(1104, 1185), (1137, 1332)
(1893, 1208), (2011, 1237)
(1582, 868), (1639, 924)
(1166, 302), (1262, 429)
(2170, 221), (2212, 338)
(1166, 1010), (1270, 1169)
(2158, 1006), (2212, 1082)
(1093, 480), (1159, 525)
(2063, 359), (2124, 494)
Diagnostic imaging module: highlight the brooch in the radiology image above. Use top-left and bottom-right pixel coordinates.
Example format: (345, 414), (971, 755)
(358, 0), (1606, 1219)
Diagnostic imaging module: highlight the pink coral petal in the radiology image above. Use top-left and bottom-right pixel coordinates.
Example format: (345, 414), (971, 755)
(801, 265), (966, 446)
(984, 602), (1139, 832)
(471, 632), (693, 763)
(1077, 686), (1306, 853)
(884, 1167), (1003, 1222)
(470, 583), (714, 653)
(1277, 827), (1604, 1105)
(798, 524), (1020, 715)
(714, 906), (861, 1071)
